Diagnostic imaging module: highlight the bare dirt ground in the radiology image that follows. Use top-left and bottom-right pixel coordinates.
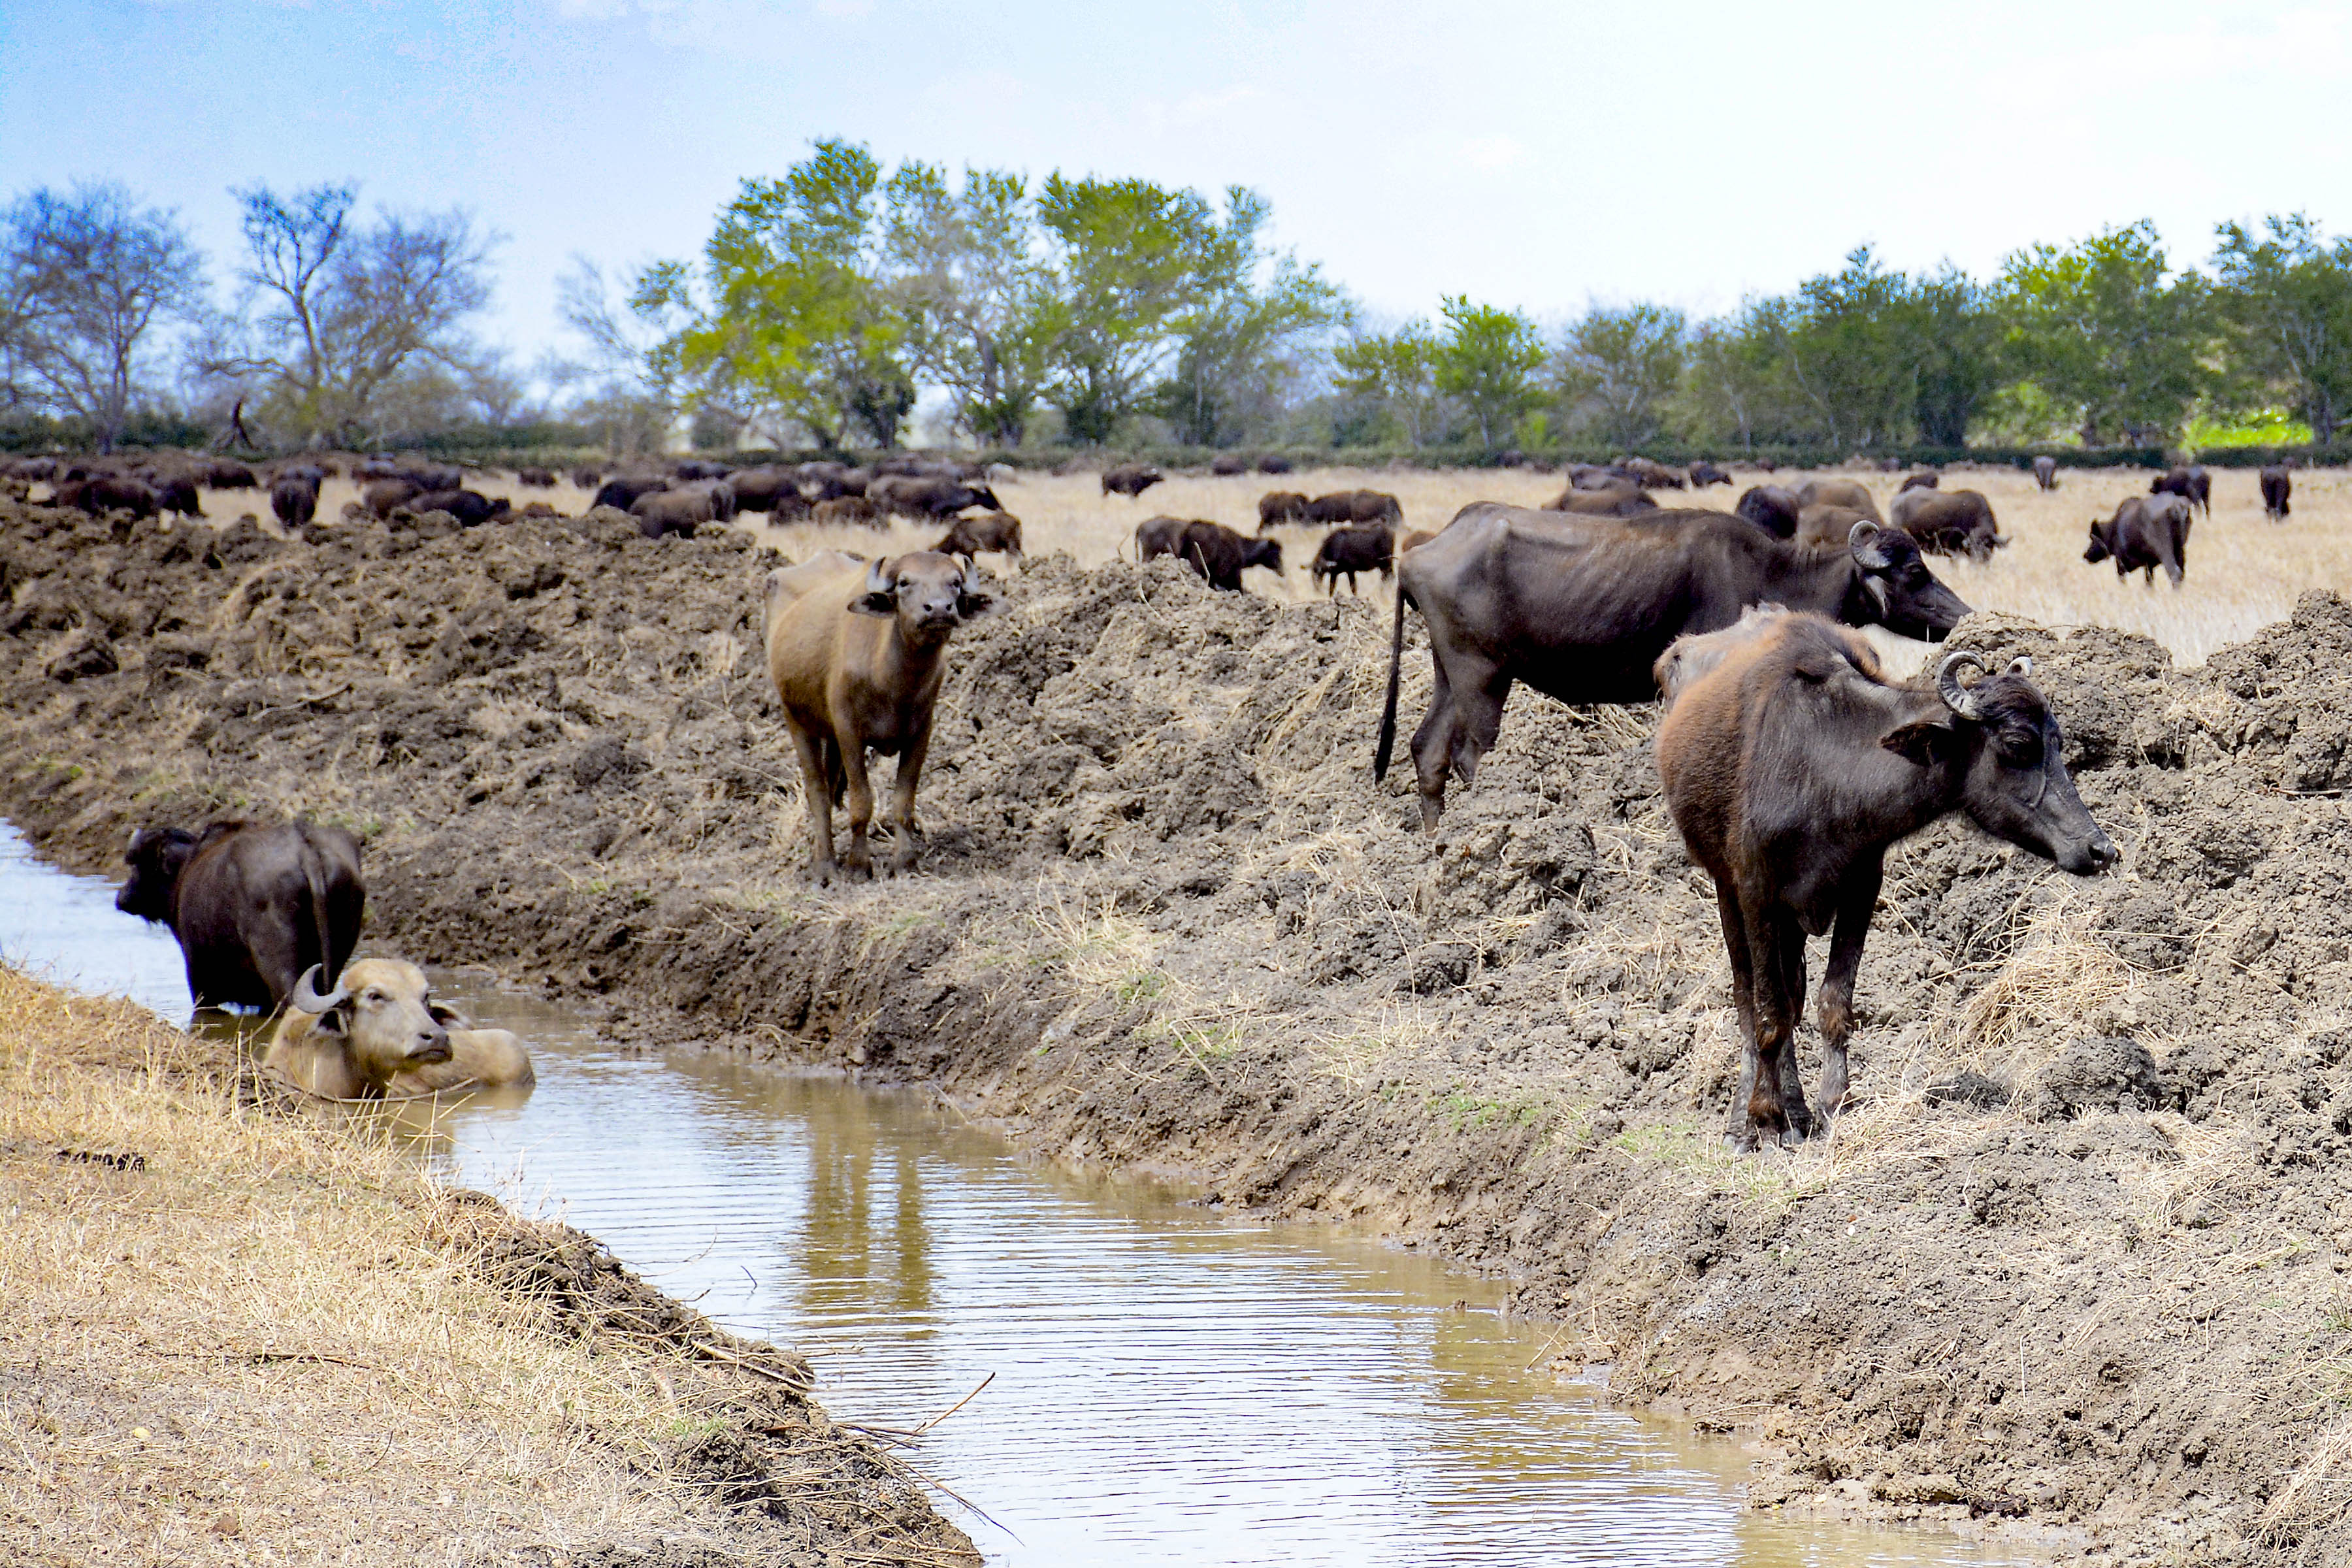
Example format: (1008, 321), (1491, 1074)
(0, 960), (975, 1566)
(7, 465), (2352, 1563)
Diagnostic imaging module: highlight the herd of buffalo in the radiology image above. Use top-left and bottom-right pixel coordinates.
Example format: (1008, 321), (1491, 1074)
(0, 445), (2318, 1146)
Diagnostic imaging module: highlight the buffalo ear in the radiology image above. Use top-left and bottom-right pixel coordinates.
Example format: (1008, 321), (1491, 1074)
(312, 1003), (353, 1038)
(1881, 717), (1955, 767)
(849, 591), (896, 616)
(957, 591), (999, 620)
(427, 1001), (468, 1027)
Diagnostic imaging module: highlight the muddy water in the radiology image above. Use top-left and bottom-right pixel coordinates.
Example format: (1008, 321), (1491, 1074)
(0, 823), (2022, 1566)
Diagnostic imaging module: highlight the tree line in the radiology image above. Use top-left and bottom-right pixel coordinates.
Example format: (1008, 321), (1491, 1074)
(4, 148), (2349, 457)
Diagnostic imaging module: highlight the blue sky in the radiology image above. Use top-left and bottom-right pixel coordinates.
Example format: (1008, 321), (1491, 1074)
(3, 0), (2345, 371)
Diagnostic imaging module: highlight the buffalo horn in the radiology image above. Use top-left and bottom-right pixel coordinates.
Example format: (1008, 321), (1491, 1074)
(1936, 652), (1988, 719)
(862, 557), (892, 597)
(2006, 655), (2033, 679)
(126, 827), (144, 855)
(290, 964), (346, 1015)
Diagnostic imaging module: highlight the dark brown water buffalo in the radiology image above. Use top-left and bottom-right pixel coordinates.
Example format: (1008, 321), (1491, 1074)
(116, 819), (366, 1011)
(1258, 491), (1311, 529)
(1688, 460), (1733, 488)
(1618, 457), (1686, 490)
(728, 465), (803, 514)
(1102, 463), (1164, 498)
(934, 510), (1024, 559)
(2086, 494), (2193, 587)
(1735, 485), (1802, 539)
(152, 475), (206, 519)
(1544, 487), (1658, 517)
(1257, 454), (1293, 475)
(365, 477), (422, 517)
(2262, 464), (2293, 520)
(1890, 487), (2006, 563)
(1303, 489), (1403, 527)
(2033, 455), (2059, 491)
(593, 475), (670, 512)
(1376, 506), (1970, 828)
(572, 465), (602, 489)
(206, 460), (258, 489)
(1897, 470), (1940, 494)
(414, 489), (512, 528)
(270, 475), (319, 528)
(1794, 504), (1878, 550)
(631, 487), (716, 538)
(673, 458), (733, 480)
(870, 474), (1003, 519)
(812, 496), (882, 527)
(1572, 466), (1642, 494)
(2152, 465), (2211, 517)
(1657, 618), (2114, 1151)
(1310, 523), (1396, 595)
(1211, 453), (1250, 476)
(1139, 518), (1281, 590)
(57, 476), (159, 519)
(1397, 527), (1437, 555)
(796, 462), (872, 500)
(762, 551), (996, 883)
(1793, 477), (1884, 524)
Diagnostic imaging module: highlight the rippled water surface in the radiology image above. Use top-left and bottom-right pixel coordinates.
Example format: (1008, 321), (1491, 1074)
(1, 822), (2019, 1566)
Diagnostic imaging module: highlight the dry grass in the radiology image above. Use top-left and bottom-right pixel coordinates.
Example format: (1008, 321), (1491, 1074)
(0, 963), (965, 1566)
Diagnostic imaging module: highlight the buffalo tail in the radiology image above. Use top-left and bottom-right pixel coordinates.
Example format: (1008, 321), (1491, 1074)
(1373, 575), (1408, 783)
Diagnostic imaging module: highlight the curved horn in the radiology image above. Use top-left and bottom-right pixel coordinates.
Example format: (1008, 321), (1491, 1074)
(863, 557), (892, 596)
(290, 964), (345, 1015)
(2006, 655), (2033, 679)
(1936, 651), (1988, 720)
(126, 827), (144, 855)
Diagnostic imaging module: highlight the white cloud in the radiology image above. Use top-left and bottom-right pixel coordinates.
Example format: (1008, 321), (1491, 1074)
(1461, 135), (1525, 172)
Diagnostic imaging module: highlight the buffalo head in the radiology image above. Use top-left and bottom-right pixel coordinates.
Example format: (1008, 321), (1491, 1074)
(116, 826), (201, 924)
(289, 959), (455, 1075)
(1849, 522), (1969, 642)
(2083, 517), (2117, 565)
(851, 551), (997, 634)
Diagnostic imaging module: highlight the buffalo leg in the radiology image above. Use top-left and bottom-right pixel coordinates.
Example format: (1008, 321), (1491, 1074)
(1450, 666), (1512, 787)
(885, 721), (934, 875)
(836, 732), (878, 879)
(1740, 897), (1803, 1148)
(1769, 908), (1816, 1139)
(783, 717), (843, 883)
(1409, 655), (1459, 832)
(1713, 879), (1764, 1152)
(1814, 862), (1882, 1120)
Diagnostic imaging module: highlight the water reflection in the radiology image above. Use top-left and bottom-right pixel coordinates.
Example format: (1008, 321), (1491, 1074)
(0, 823), (2021, 1567)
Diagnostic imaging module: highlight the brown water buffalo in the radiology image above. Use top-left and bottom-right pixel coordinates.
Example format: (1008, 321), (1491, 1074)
(1897, 470), (1939, 494)
(1311, 523), (1395, 595)
(57, 476), (159, 519)
(2086, 494), (2193, 587)
(1397, 527), (1437, 555)
(572, 465), (602, 489)
(153, 475), (205, 520)
(1376, 507), (1970, 828)
(1544, 487), (1658, 517)
(414, 489), (512, 528)
(1890, 487), (2005, 563)
(934, 510), (1024, 559)
(1258, 491), (1311, 529)
(1793, 477), (1883, 523)
(2033, 455), (2059, 491)
(1135, 515), (1197, 563)
(1211, 453), (1250, 476)
(593, 474), (670, 512)
(1102, 463), (1164, 498)
(1794, 504), (1878, 549)
(1140, 518), (1281, 591)
(631, 487), (716, 538)
(1571, 466), (1642, 494)
(1735, 485), (1802, 539)
(870, 474), (1003, 519)
(2262, 464), (2293, 520)
(271, 475), (319, 528)
(516, 466), (556, 487)
(1658, 620), (2115, 1150)
(1688, 460), (1733, 489)
(206, 460), (259, 489)
(763, 551), (996, 883)
(365, 478), (422, 517)
(1652, 603), (1793, 706)
(116, 819), (365, 1011)
(1258, 454), (1293, 474)
(2152, 465), (2211, 517)
(728, 465), (804, 514)
(1618, 457), (1686, 490)
(268, 959), (532, 1100)
(812, 496), (882, 527)
(798, 462), (871, 500)
(1303, 489), (1404, 527)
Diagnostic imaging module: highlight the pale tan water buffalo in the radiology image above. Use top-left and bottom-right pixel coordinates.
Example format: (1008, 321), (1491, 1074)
(267, 959), (532, 1100)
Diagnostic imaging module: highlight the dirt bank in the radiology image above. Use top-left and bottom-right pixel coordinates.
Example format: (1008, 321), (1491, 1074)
(8, 497), (2352, 1561)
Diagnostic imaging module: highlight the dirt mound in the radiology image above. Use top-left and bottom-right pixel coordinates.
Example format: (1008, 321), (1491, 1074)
(10, 496), (2352, 1561)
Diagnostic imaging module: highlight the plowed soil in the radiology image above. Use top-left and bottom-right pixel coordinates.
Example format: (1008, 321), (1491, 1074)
(9, 495), (2352, 1564)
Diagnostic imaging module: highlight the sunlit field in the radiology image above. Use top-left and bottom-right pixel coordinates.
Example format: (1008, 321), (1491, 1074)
(206, 460), (2352, 672)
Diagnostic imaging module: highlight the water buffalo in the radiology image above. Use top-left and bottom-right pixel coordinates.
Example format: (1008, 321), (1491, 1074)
(934, 510), (1024, 559)
(414, 489), (512, 528)
(1102, 463), (1164, 498)
(2033, 456), (2059, 491)
(1139, 518), (1282, 591)
(1897, 470), (1940, 494)
(152, 475), (205, 520)
(798, 462), (870, 500)
(1735, 485), (1802, 539)
(1311, 523), (1396, 595)
(762, 551), (996, 883)
(631, 487), (717, 538)
(572, 465), (602, 489)
(1304, 489), (1404, 527)
(812, 496), (881, 527)
(516, 466), (556, 487)
(1571, 466), (1642, 494)
(1658, 620), (2115, 1150)
(207, 460), (259, 490)
(1618, 457), (1685, 490)
(56, 476), (159, 519)
(2262, 465), (2293, 520)
(271, 475), (319, 528)
(1376, 507), (1970, 828)
(1258, 454), (1293, 474)
(674, 459), (733, 481)
(1544, 487), (1658, 517)
(1793, 477), (1884, 524)
(364, 478), (421, 517)
(116, 819), (365, 1011)
(870, 475), (1003, 519)
(593, 475), (670, 512)
(1794, 504), (1878, 550)
(1890, 487), (2006, 563)
(1211, 453), (1250, 476)
(1652, 602), (1793, 706)
(1397, 527), (1437, 555)
(728, 465), (804, 514)
(2085, 494), (2193, 587)
(2152, 465), (2211, 517)
(1257, 491), (1311, 529)
(1688, 461), (1733, 489)
(268, 959), (532, 1099)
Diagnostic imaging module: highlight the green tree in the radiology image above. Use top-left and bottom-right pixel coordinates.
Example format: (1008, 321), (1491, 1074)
(881, 163), (1058, 446)
(1997, 220), (2208, 446)
(1782, 247), (1918, 450)
(1333, 319), (1446, 445)
(1149, 188), (1345, 448)
(1034, 174), (1219, 444)
(1557, 301), (1686, 449)
(2212, 213), (2352, 444)
(1903, 266), (2002, 446)
(1434, 297), (1543, 449)
(0, 182), (204, 452)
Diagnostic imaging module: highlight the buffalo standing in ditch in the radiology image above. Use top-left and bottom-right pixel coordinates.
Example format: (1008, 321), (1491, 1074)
(1376, 507), (1970, 829)
(116, 819), (366, 1011)
(1658, 617), (2115, 1150)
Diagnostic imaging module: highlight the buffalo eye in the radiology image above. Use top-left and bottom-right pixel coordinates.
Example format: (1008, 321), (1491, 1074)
(1995, 727), (2044, 768)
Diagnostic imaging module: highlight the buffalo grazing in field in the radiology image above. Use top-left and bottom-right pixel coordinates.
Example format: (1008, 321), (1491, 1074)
(934, 510), (1024, 559)
(870, 474), (1003, 520)
(1793, 477), (1884, 524)
(762, 551), (996, 883)
(2262, 465), (2293, 520)
(414, 489), (512, 528)
(1102, 463), (1164, 498)
(1139, 517), (1282, 591)
(1889, 487), (2006, 563)
(1304, 489), (1404, 527)
(2152, 465), (2211, 517)
(2033, 456), (2059, 491)
(1688, 460), (1733, 488)
(116, 819), (365, 1011)
(1258, 491), (1311, 529)
(1658, 621), (2114, 1150)
(2086, 494), (2193, 587)
(593, 475), (670, 513)
(1311, 523), (1396, 595)
(1545, 487), (1658, 517)
(1897, 470), (1939, 494)
(1735, 485), (1802, 540)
